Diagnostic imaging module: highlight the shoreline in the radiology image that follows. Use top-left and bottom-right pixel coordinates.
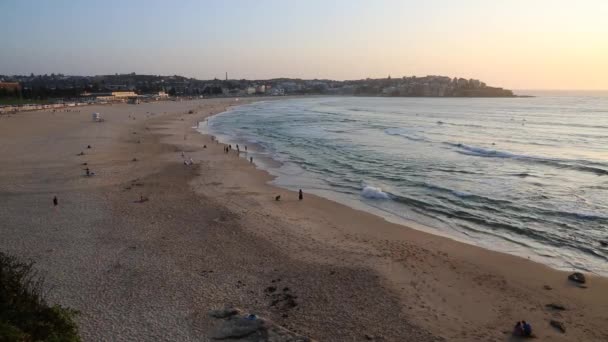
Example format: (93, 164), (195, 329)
(199, 99), (604, 276)
(189, 99), (608, 340)
(1, 98), (607, 341)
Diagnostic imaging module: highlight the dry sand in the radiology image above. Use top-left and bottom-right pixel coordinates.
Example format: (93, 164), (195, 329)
(0, 98), (606, 341)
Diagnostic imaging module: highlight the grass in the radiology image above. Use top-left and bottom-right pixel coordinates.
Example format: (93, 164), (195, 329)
(0, 251), (80, 341)
(0, 98), (49, 106)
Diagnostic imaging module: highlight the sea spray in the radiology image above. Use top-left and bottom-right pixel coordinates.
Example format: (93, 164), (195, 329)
(361, 185), (390, 200)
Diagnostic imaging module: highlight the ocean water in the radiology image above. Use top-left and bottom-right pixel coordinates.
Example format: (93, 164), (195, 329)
(200, 96), (608, 275)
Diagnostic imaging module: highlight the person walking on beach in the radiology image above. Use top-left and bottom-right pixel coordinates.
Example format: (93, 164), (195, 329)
(53, 196), (58, 206)
(250, 157), (253, 164)
(299, 189), (303, 200)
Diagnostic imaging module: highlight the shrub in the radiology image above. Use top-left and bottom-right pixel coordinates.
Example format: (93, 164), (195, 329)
(0, 252), (80, 341)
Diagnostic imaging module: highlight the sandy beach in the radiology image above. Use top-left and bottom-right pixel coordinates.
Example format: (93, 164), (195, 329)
(1, 98), (607, 341)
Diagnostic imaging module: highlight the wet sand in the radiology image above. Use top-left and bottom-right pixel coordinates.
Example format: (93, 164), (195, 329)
(0, 98), (606, 341)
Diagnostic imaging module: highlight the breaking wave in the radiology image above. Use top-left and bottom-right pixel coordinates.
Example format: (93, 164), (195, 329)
(361, 185), (390, 199)
(446, 143), (608, 175)
(384, 128), (427, 142)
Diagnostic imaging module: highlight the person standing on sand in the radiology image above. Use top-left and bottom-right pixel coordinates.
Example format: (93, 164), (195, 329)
(299, 189), (303, 200)
(53, 196), (58, 206)
(250, 157), (253, 164)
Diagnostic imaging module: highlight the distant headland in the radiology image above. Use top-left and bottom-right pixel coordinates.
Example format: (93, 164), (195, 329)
(0, 73), (513, 105)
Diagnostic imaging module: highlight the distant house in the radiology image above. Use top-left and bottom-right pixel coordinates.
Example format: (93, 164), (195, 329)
(0, 82), (21, 96)
(255, 85), (266, 94)
(80, 91), (138, 102)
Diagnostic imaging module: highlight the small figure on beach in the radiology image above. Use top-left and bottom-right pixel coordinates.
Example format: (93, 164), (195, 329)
(250, 157), (253, 164)
(513, 322), (523, 336)
(203, 145), (207, 149)
(275, 195), (281, 201)
(299, 189), (303, 201)
(513, 320), (532, 337)
(87, 145), (91, 149)
(245, 145), (247, 152)
(77, 151), (85, 156)
(85, 167), (91, 176)
(522, 321), (532, 337)
(53, 196), (58, 206)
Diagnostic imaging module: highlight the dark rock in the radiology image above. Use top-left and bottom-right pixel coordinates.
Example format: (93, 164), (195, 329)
(211, 316), (263, 339)
(550, 320), (566, 333)
(209, 307), (314, 341)
(568, 272), (586, 284)
(543, 285), (552, 290)
(209, 308), (241, 319)
(546, 303), (566, 311)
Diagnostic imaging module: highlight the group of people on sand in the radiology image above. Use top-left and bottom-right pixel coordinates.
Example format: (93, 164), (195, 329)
(222, 142), (249, 156)
(513, 320), (532, 337)
(181, 152), (194, 166)
(212, 136), (305, 202)
(54, 144), (97, 206)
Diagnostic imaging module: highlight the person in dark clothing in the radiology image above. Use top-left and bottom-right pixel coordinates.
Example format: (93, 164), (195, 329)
(299, 189), (303, 200)
(53, 196), (58, 206)
(522, 320), (532, 337)
(513, 321), (523, 336)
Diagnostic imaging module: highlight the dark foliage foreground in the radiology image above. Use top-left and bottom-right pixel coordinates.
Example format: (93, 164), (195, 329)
(0, 252), (80, 341)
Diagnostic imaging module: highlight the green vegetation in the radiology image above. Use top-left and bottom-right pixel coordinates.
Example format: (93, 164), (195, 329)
(0, 98), (48, 105)
(0, 252), (80, 342)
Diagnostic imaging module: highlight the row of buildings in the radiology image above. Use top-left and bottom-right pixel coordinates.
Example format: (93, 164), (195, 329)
(1, 74), (514, 104)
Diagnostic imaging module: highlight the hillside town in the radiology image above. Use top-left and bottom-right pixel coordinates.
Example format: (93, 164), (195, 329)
(0, 73), (514, 112)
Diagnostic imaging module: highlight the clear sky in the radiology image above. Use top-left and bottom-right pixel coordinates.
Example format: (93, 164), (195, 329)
(1, 0), (607, 89)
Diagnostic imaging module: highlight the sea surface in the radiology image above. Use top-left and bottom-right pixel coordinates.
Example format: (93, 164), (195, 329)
(199, 96), (608, 275)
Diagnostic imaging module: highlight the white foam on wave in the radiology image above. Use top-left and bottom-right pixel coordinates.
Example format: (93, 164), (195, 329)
(361, 185), (390, 200)
(384, 127), (425, 142)
(452, 190), (473, 198)
(454, 143), (518, 158)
